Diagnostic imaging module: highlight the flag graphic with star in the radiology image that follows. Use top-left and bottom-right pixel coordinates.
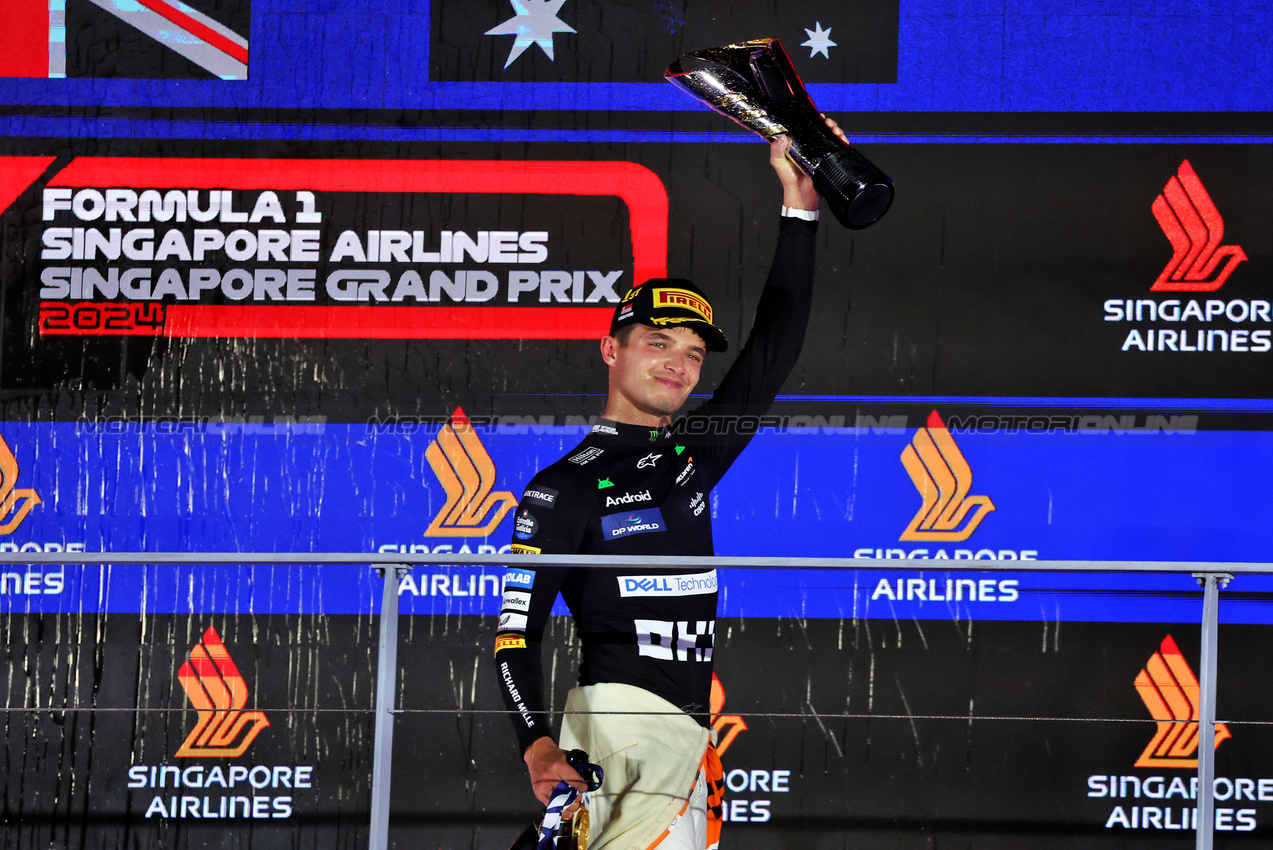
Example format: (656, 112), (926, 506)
(431, 0), (896, 83)
(802, 22), (837, 59)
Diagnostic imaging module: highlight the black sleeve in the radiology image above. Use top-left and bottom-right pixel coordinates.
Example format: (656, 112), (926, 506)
(493, 472), (587, 754)
(679, 215), (819, 481)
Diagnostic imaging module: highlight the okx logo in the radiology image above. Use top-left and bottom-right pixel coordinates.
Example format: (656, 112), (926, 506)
(174, 627), (269, 758)
(1150, 160), (1246, 292)
(1133, 635), (1231, 768)
(0, 433), (41, 535)
(899, 411), (995, 542)
(425, 408), (518, 537)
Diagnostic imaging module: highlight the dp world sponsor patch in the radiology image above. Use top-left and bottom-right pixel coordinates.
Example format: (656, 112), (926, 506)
(618, 570), (718, 598)
(601, 507), (666, 540)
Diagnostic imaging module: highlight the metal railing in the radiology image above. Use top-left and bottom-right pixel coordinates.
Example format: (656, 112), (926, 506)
(1, 552), (1262, 850)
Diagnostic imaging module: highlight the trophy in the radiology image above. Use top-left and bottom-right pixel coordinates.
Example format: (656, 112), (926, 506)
(666, 38), (894, 229)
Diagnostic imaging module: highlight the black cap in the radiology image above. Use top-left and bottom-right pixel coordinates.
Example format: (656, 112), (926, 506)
(609, 278), (728, 352)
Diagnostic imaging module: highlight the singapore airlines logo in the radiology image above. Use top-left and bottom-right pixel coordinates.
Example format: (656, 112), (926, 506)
(0, 434), (41, 535)
(710, 674), (747, 756)
(425, 407), (518, 537)
(174, 627), (270, 758)
(1133, 635), (1231, 768)
(1150, 160), (1246, 292)
(899, 411), (995, 541)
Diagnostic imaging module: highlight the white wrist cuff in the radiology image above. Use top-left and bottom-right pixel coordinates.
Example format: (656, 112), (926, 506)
(781, 205), (819, 221)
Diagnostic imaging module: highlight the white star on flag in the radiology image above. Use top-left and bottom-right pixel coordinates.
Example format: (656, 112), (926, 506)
(485, 0), (577, 69)
(801, 22), (837, 59)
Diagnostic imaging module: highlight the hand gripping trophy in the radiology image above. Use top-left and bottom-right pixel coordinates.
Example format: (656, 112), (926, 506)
(666, 37), (894, 229)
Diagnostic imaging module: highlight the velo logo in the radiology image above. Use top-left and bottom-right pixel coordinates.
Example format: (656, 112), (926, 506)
(425, 407), (518, 537)
(0, 433), (41, 535)
(1150, 160), (1246, 292)
(174, 627), (269, 758)
(1133, 635), (1231, 768)
(899, 411), (995, 542)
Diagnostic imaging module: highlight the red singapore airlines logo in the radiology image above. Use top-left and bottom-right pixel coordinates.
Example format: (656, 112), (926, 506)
(899, 411), (995, 542)
(174, 627), (270, 758)
(1133, 635), (1231, 768)
(1150, 160), (1246, 292)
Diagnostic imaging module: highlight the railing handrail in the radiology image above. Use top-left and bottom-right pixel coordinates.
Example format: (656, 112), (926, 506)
(0, 552), (1267, 573)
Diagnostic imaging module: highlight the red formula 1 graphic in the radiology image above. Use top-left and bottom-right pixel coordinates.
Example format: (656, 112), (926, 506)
(1150, 160), (1246, 292)
(24, 157), (668, 341)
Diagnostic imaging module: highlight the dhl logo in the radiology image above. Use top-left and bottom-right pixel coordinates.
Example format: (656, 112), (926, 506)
(710, 673), (747, 756)
(1150, 160), (1246, 292)
(1133, 635), (1231, 768)
(899, 411), (995, 541)
(0, 433), (41, 535)
(655, 287), (713, 322)
(175, 626), (270, 758)
(425, 407), (518, 537)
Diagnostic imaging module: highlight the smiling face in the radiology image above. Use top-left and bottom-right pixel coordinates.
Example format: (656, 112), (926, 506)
(600, 324), (707, 426)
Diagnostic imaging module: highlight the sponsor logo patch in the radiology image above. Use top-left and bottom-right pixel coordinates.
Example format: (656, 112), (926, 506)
(503, 569), (535, 589)
(591, 424), (619, 435)
(605, 489), (651, 507)
(601, 508), (666, 539)
(494, 634), (527, 654)
(683, 490), (706, 519)
(618, 570), (718, 598)
(498, 612), (528, 631)
(597, 477), (615, 489)
(514, 509), (538, 540)
(523, 486), (558, 508)
(655, 287), (713, 322)
(676, 459), (696, 486)
(510, 544), (541, 555)
(568, 447), (605, 465)
(501, 589), (532, 614)
(637, 452), (661, 468)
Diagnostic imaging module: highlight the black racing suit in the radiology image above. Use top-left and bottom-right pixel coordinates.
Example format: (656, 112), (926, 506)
(496, 216), (818, 754)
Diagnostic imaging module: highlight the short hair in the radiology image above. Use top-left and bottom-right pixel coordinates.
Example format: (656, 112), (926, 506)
(613, 325), (637, 347)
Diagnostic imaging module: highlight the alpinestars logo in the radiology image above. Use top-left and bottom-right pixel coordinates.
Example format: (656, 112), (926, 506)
(1133, 635), (1231, 768)
(899, 411), (995, 542)
(1150, 160), (1246, 292)
(0, 434), (41, 535)
(425, 407), (518, 537)
(175, 627), (269, 758)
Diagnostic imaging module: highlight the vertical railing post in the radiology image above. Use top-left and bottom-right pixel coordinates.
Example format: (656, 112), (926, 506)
(1193, 571), (1231, 850)
(370, 564), (408, 850)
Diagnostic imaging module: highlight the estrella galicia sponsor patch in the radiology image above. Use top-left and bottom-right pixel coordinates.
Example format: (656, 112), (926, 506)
(510, 544), (541, 555)
(498, 612), (528, 631)
(523, 486), (558, 508)
(601, 507), (666, 540)
(514, 509), (538, 540)
(495, 634), (527, 655)
(502, 589), (532, 614)
(618, 570), (718, 598)
(504, 569), (535, 590)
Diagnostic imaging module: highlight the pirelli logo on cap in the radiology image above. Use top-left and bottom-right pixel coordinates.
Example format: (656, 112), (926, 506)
(495, 635), (527, 655)
(655, 288), (712, 323)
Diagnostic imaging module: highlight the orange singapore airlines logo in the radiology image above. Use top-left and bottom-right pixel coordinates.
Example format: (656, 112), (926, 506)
(1133, 635), (1231, 768)
(899, 411), (995, 542)
(425, 407), (518, 537)
(710, 674), (747, 756)
(174, 627), (270, 758)
(1150, 160), (1246, 292)
(0, 434), (41, 535)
